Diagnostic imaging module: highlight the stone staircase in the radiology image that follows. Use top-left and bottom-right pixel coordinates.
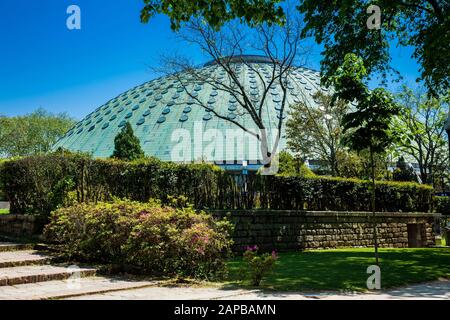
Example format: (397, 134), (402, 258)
(0, 242), (96, 286)
(0, 242), (158, 299)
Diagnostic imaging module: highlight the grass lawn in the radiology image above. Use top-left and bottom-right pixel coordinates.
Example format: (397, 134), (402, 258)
(224, 248), (450, 292)
(0, 209), (9, 215)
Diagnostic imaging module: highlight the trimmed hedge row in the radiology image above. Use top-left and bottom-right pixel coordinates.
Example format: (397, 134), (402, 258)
(0, 153), (434, 218)
(261, 176), (433, 212)
(434, 196), (450, 215)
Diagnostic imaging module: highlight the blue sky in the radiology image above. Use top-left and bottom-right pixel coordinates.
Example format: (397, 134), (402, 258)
(0, 0), (422, 120)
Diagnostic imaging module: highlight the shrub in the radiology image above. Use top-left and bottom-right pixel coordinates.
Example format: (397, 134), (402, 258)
(44, 199), (234, 279)
(0, 153), (434, 219)
(276, 151), (315, 177)
(434, 196), (450, 215)
(0, 152), (226, 219)
(0, 153), (80, 216)
(264, 175), (433, 212)
(242, 246), (278, 286)
(0, 159), (6, 201)
(111, 122), (145, 161)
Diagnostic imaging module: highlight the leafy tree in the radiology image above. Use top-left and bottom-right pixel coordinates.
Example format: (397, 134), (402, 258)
(277, 150), (315, 176)
(335, 150), (391, 180)
(393, 156), (418, 182)
(332, 53), (400, 265)
(393, 86), (449, 185)
(142, 0), (450, 94)
(111, 122), (145, 161)
(286, 92), (349, 176)
(0, 108), (75, 158)
(299, 0), (449, 95)
(140, 0), (285, 30)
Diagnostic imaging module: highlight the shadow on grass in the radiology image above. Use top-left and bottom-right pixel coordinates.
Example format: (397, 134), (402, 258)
(222, 248), (450, 292)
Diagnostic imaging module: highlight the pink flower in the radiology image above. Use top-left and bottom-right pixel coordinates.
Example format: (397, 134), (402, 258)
(271, 250), (278, 260)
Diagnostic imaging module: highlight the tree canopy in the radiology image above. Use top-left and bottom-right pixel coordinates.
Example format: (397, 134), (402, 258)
(393, 85), (449, 185)
(286, 92), (349, 176)
(332, 53), (400, 154)
(140, 0), (285, 30)
(299, 0), (449, 95)
(111, 122), (145, 161)
(141, 0), (450, 94)
(0, 108), (75, 158)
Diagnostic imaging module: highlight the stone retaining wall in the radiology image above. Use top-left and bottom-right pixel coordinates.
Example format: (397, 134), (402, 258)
(0, 215), (40, 237)
(212, 210), (438, 251)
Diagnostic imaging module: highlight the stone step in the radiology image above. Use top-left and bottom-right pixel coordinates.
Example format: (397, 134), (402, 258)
(0, 276), (159, 300)
(0, 250), (52, 268)
(0, 265), (96, 286)
(0, 243), (35, 252)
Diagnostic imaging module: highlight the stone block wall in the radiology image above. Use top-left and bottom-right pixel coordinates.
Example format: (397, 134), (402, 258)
(0, 215), (40, 237)
(212, 210), (437, 251)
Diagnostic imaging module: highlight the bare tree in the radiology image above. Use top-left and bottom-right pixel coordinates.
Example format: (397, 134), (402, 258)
(156, 8), (310, 170)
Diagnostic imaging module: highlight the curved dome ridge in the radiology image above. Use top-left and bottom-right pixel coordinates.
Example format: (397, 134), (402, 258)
(54, 59), (331, 163)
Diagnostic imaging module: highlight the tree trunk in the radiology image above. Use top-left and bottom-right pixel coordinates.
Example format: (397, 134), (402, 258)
(370, 145), (379, 266)
(259, 128), (281, 174)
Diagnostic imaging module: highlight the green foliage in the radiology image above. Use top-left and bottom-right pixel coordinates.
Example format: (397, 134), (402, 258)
(0, 154), (434, 219)
(44, 199), (234, 278)
(335, 150), (366, 179)
(265, 175), (432, 212)
(0, 153), (83, 216)
(434, 196), (450, 215)
(0, 159), (6, 201)
(111, 122), (145, 161)
(0, 153), (228, 219)
(299, 0), (449, 95)
(333, 54), (400, 155)
(140, 1), (449, 94)
(0, 108), (76, 158)
(393, 156), (418, 182)
(140, 0), (285, 30)
(286, 92), (349, 176)
(242, 246), (278, 286)
(277, 151), (315, 177)
(393, 86), (449, 186)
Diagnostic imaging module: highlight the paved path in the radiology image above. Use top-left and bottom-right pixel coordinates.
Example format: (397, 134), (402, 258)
(66, 279), (450, 300)
(0, 277), (160, 300)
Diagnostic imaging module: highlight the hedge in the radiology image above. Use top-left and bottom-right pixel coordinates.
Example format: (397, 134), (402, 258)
(434, 196), (450, 215)
(0, 153), (434, 218)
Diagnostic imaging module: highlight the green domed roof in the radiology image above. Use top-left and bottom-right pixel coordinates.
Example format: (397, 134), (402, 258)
(53, 56), (330, 165)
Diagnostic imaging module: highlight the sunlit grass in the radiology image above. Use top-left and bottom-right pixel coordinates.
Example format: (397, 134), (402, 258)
(224, 248), (450, 292)
(0, 209), (9, 214)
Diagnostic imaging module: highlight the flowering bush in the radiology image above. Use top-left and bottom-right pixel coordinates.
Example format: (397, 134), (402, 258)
(242, 246), (278, 286)
(44, 198), (233, 279)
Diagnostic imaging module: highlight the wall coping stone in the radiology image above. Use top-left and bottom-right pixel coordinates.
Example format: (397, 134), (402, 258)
(210, 210), (439, 218)
(0, 214), (37, 221)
